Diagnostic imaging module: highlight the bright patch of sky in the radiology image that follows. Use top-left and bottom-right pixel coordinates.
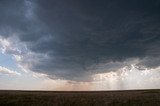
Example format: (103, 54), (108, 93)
(0, 50), (49, 90)
(0, 52), (18, 71)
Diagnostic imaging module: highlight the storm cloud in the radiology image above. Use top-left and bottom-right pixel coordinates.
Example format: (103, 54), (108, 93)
(0, 0), (160, 81)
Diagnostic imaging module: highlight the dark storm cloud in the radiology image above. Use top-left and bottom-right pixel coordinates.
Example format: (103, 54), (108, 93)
(0, 0), (160, 81)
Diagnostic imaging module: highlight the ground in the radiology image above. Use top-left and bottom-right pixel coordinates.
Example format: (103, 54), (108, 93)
(0, 89), (160, 106)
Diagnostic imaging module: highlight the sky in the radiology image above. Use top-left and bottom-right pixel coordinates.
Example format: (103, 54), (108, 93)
(0, 0), (160, 91)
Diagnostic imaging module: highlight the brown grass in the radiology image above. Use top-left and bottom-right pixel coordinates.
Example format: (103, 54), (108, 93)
(0, 89), (160, 106)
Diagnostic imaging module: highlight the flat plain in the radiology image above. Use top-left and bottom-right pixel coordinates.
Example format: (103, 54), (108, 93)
(0, 89), (160, 106)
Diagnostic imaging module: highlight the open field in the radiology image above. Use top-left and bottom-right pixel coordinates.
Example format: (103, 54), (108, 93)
(0, 89), (160, 106)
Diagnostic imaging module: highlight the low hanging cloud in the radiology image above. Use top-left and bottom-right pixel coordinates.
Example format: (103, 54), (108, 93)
(0, 0), (160, 81)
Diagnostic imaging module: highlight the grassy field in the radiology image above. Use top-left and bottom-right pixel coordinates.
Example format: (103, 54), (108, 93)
(0, 89), (160, 106)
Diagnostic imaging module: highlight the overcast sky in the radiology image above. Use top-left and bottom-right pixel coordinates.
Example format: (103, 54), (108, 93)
(0, 0), (160, 90)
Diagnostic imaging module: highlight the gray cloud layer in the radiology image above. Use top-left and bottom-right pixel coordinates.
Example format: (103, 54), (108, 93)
(0, 0), (160, 81)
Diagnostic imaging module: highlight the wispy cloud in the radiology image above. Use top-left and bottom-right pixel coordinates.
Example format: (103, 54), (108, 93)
(0, 66), (21, 76)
